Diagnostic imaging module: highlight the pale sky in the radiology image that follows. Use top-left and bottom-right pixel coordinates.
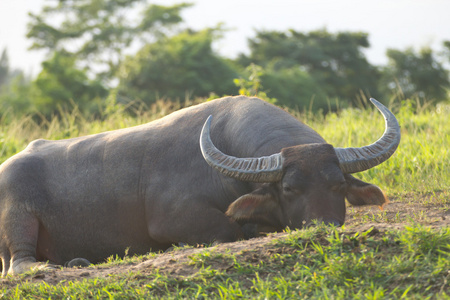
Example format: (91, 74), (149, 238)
(1, 0), (449, 76)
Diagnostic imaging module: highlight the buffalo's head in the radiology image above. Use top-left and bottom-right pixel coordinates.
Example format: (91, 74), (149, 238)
(200, 98), (400, 232)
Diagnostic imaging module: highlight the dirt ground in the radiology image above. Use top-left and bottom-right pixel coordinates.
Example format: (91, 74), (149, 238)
(1, 192), (449, 287)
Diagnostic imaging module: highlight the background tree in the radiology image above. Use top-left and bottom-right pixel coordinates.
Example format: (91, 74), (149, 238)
(381, 47), (450, 102)
(33, 51), (107, 116)
(238, 29), (380, 108)
(0, 74), (33, 116)
(16, 1), (450, 116)
(0, 48), (32, 115)
(0, 49), (9, 88)
(0, 48), (23, 88)
(27, 0), (192, 82)
(260, 67), (329, 110)
(117, 28), (238, 104)
(234, 63), (328, 110)
(443, 41), (450, 69)
(24, 0), (193, 116)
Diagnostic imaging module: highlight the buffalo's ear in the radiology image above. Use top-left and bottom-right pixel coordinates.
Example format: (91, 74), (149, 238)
(345, 175), (388, 208)
(226, 185), (282, 226)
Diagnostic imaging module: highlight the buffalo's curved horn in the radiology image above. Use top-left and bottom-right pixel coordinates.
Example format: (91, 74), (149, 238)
(200, 116), (284, 182)
(334, 98), (401, 174)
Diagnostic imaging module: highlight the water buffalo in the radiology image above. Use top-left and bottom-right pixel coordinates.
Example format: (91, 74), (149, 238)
(0, 96), (400, 276)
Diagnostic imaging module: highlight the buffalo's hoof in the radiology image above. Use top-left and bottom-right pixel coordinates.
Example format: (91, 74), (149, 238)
(11, 261), (58, 276)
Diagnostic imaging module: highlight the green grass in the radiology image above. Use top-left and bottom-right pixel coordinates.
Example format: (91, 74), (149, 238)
(0, 97), (449, 298)
(308, 100), (450, 194)
(2, 225), (449, 299)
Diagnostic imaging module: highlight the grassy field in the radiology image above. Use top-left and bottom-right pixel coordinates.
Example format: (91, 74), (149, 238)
(0, 98), (449, 299)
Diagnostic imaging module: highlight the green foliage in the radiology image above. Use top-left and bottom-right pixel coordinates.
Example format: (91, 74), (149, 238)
(20, 2), (450, 115)
(15, 1), (450, 116)
(139, 3), (190, 34)
(381, 46), (450, 102)
(233, 63), (277, 104)
(117, 28), (238, 104)
(33, 51), (107, 116)
(261, 66), (330, 110)
(0, 74), (34, 116)
(0, 48), (32, 116)
(239, 29), (380, 107)
(27, 0), (192, 81)
(0, 48), (24, 89)
(234, 63), (330, 110)
(444, 40), (450, 61)
(23, 0), (194, 117)
(0, 48), (9, 87)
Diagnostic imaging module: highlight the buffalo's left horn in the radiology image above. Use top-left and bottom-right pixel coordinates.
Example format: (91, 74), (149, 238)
(334, 98), (401, 173)
(200, 115), (284, 182)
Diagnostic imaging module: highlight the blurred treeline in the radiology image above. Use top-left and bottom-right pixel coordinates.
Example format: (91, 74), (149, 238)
(1, 0), (449, 119)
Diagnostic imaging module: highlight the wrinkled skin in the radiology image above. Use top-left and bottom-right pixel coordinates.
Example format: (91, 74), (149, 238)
(0, 96), (388, 276)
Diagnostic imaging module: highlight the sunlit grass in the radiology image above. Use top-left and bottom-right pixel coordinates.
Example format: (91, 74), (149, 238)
(310, 100), (450, 194)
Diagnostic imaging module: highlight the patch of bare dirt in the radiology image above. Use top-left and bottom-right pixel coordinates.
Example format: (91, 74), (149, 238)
(0, 233), (292, 288)
(346, 191), (450, 230)
(1, 192), (449, 288)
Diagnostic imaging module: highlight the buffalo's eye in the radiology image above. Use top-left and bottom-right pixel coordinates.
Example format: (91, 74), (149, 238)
(282, 183), (295, 195)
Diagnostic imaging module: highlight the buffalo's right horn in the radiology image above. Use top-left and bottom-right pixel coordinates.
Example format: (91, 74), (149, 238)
(334, 98), (401, 173)
(199, 116), (284, 182)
